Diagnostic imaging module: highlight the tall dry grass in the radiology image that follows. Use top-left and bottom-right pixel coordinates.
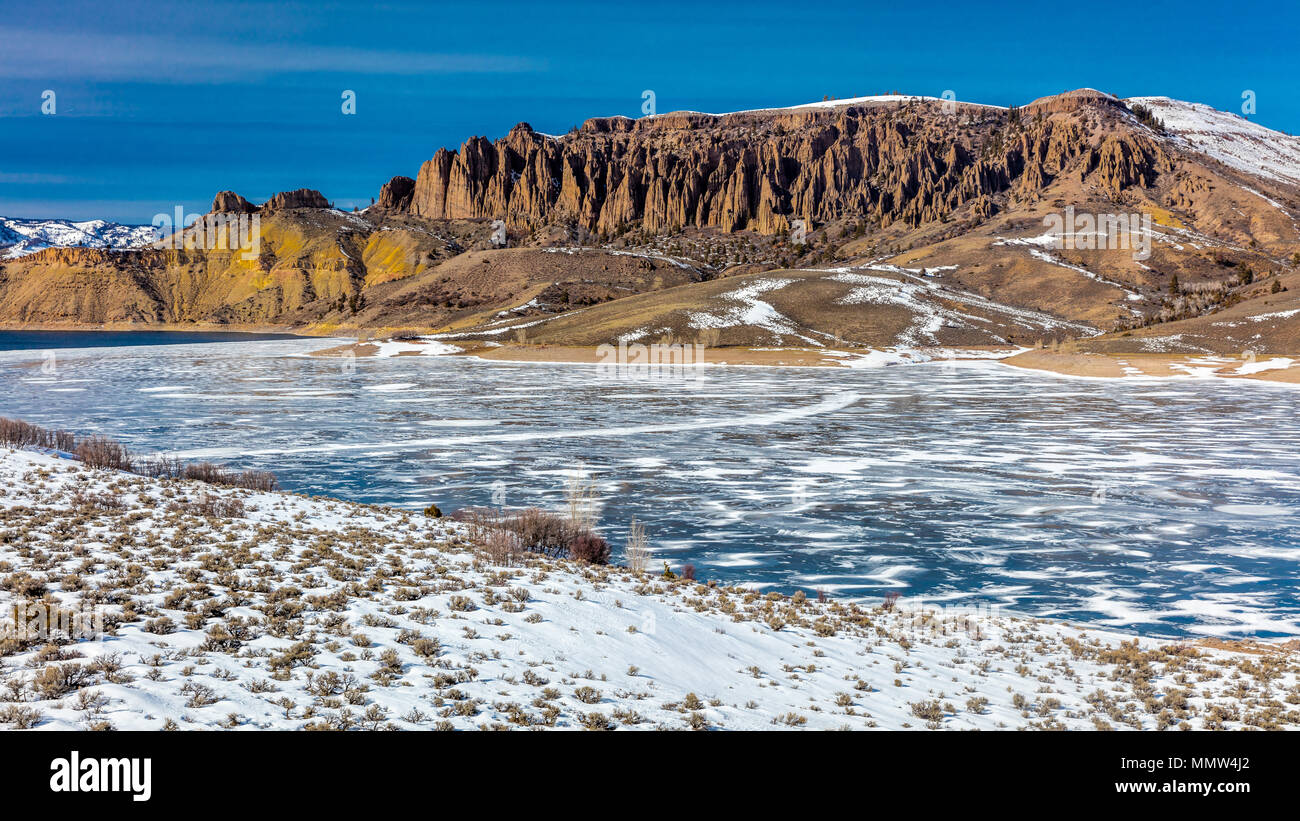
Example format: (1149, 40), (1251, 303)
(565, 474), (597, 531)
(626, 518), (650, 573)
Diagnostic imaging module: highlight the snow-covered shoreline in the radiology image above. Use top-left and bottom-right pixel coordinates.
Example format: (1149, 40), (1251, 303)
(1, 448), (1296, 731)
(315, 335), (1300, 387)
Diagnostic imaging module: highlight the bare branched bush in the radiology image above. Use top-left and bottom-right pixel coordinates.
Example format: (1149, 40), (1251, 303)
(0, 417), (75, 451)
(139, 458), (277, 491)
(448, 595), (476, 612)
(0, 705), (44, 729)
(483, 529), (522, 567)
(181, 681), (219, 708)
(569, 532), (611, 565)
(501, 507), (573, 552)
(626, 518), (649, 573)
(0, 571), (46, 597)
(1, 415), (277, 490)
(458, 506), (499, 546)
(75, 436), (133, 472)
(178, 462), (278, 492)
(168, 494), (246, 519)
(31, 663), (94, 699)
(69, 488), (125, 511)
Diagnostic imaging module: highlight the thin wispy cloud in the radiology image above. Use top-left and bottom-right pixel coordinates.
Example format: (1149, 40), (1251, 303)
(0, 173), (85, 185)
(0, 27), (543, 82)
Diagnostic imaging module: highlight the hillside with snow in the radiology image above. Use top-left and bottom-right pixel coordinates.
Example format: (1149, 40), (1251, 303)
(0, 216), (157, 259)
(1, 448), (1296, 731)
(1127, 96), (1300, 186)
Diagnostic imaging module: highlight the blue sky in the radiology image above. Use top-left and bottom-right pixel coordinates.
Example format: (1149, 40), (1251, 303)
(1, 0), (1295, 223)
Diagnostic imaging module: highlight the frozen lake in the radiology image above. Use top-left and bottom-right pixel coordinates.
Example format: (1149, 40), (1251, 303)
(3, 333), (1298, 639)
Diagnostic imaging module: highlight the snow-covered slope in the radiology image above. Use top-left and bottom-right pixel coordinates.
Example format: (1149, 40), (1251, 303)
(1127, 96), (1300, 186)
(645, 94), (1007, 120)
(1, 448), (1296, 731)
(0, 216), (157, 259)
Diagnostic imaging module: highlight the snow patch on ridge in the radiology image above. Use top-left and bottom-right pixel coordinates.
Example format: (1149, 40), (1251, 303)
(820, 265), (1099, 346)
(686, 278), (824, 346)
(1127, 96), (1300, 186)
(665, 94), (1009, 118)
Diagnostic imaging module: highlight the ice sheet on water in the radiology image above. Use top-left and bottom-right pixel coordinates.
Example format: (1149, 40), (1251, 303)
(2, 335), (1299, 638)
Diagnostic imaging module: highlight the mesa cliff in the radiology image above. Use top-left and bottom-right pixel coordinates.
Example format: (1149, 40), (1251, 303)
(403, 93), (1167, 235)
(2, 90), (1299, 353)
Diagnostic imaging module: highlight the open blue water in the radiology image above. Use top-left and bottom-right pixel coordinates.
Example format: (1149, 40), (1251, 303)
(2, 333), (1298, 639)
(0, 330), (303, 351)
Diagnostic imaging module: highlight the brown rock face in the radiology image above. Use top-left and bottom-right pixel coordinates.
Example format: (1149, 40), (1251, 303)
(210, 191), (258, 214)
(404, 95), (1167, 235)
(263, 189), (330, 212)
(377, 176), (416, 210)
(1092, 134), (1164, 196)
(1024, 88), (1124, 116)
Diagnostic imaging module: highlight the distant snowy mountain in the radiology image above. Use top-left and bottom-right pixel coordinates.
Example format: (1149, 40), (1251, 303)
(0, 216), (157, 259)
(1127, 96), (1300, 186)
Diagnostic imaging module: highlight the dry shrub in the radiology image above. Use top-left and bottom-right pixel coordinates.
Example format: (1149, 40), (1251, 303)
(448, 595), (476, 612)
(169, 494), (246, 519)
(69, 489), (125, 512)
(179, 462), (277, 492)
(182, 681), (219, 708)
(75, 436), (133, 471)
(269, 641), (316, 671)
(0, 705), (43, 729)
(134, 455), (184, 479)
(458, 507), (506, 559)
(483, 529), (522, 566)
(0, 571), (46, 597)
(202, 623), (242, 652)
(459, 505), (610, 564)
(140, 458), (277, 491)
(573, 686), (602, 704)
(569, 532), (611, 565)
(2, 416), (277, 491)
(144, 616), (176, 635)
(456, 506), (499, 539)
(0, 417), (75, 451)
(496, 507), (611, 564)
(502, 507), (572, 552)
(31, 663), (94, 699)
(411, 637), (440, 658)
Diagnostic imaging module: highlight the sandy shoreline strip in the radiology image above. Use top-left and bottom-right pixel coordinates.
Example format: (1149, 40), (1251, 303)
(308, 336), (1300, 385)
(310, 339), (1019, 368)
(1002, 349), (1300, 385)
